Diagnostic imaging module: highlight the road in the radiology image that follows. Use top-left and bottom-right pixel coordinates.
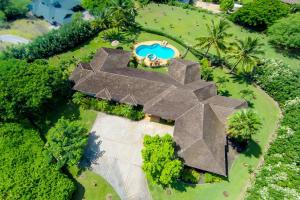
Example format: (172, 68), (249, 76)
(0, 34), (30, 44)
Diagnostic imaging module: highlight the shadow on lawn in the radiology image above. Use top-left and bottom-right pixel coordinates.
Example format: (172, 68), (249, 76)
(72, 181), (85, 200)
(241, 138), (262, 158)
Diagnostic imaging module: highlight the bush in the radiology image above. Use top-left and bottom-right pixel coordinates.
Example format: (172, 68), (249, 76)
(230, 0), (289, 31)
(0, 123), (75, 199)
(142, 134), (183, 187)
(5, 19), (102, 60)
(181, 168), (201, 184)
(254, 59), (300, 105)
(247, 59), (300, 199)
(200, 58), (214, 81)
(72, 92), (145, 121)
(204, 173), (224, 183)
(268, 13), (300, 50)
(220, 0), (234, 12)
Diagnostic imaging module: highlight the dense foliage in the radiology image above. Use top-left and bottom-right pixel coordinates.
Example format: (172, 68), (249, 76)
(247, 59), (300, 199)
(0, 0), (29, 20)
(268, 13), (300, 50)
(72, 92), (145, 121)
(46, 118), (88, 169)
(230, 0), (289, 31)
(0, 123), (75, 200)
(0, 59), (65, 122)
(181, 168), (201, 184)
(254, 60), (300, 105)
(5, 19), (101, 60)
(227, 109), (262, 142)
(220, 0), (234, 12)
(142, 134), (183, 187)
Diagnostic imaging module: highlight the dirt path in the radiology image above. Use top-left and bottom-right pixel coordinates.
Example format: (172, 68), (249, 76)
(0, 34), (30, 44)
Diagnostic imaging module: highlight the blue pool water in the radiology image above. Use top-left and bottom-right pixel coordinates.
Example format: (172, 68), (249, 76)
(135, 43), (175, 60)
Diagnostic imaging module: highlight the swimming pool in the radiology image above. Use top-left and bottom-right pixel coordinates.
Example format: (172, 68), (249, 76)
(135, 43), (176, 60)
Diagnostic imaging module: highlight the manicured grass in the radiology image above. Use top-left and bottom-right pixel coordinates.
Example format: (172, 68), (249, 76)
(0, 18), (50, 39)
(47, 28), (280, 200)
(136, 4), (300, 69)
(72, 170), (120, 200)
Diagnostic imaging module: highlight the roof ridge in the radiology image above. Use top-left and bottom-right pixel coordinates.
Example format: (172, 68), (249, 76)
(144, 85), (176, 109)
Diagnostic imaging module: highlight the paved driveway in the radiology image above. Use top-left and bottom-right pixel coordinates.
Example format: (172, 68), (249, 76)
(0, 34), (30, 44)
(84, 113), (174, 200)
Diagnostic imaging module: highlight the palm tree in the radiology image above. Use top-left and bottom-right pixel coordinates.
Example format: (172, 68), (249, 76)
(108, 0), (137, 32)
(227, 109), (262, 143)
(227, 37), (264, 73)
(194, 19), (231, 58)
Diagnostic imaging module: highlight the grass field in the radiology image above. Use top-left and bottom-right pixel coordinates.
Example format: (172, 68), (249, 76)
(136, 4), (300, 69)
(47, 27), (280, 200)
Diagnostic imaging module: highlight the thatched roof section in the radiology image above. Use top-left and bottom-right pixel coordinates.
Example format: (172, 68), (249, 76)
(69, 48), (247, 176)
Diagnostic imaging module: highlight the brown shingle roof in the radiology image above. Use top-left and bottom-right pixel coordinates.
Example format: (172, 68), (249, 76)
(69, 48), (247, 176)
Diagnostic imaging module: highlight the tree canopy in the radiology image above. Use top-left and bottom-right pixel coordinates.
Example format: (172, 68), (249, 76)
(142, 134), (183, 187)
(0, 59), (64, 122)
(230, 0), (289, 31)
(0, 123), (75, 200)
(268, 13), (300, 50)
(45, 118), (88, 169)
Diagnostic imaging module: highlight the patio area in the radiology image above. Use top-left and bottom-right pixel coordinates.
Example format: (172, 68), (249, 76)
(83, 113), (174, 200)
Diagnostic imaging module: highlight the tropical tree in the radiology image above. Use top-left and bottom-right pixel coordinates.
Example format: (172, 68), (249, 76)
(108, 0), (137, 32)
(194, 19), (231, 58)
(45, 118), (88, 169)
(227, 109), (262, 142)
(142, 134), (183, 187)
(227, 37), (264, 73)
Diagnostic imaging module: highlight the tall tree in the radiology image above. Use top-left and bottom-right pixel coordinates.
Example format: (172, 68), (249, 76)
(45, 118), (88, 169)
(194, 19), (231, 58)
(0, 59), (64, 123)
(142, 134), (183, 187)
(108, 0), (137, 31)
(227, 37), (264, 73)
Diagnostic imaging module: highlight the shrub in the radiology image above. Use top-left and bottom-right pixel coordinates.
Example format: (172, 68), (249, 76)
(181, 168), (201, 184)
(254, 59), (300, 105)
(227, 109), (262, 142)
(204, 173), (224, 183)
(5, 19), (101, 60)
(0, 123), (75, 199)
(142, 134), (183, 187)
(72, 92), (145, 121)
(200, 58), (214, 81)
(268, 13), (300, 50)
(230, 0), (289, 31)
(220, 0), (234, 12)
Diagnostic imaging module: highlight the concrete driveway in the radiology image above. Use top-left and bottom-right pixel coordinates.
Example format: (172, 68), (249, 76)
(84, 113), (174, 200)
(0, 34), (30, 44)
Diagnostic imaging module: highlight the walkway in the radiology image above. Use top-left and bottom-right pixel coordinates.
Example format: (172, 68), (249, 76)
(0, 34), (30, 44)
(194, 1), (221, 13)
(83, 113), (174, 200)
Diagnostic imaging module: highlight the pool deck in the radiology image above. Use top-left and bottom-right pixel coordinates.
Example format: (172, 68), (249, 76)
(133, 40), (180, 67)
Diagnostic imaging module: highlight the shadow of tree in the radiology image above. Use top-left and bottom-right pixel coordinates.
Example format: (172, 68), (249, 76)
(80, 131), (105, 169)
(72, 181), (85, 200)
(241, 138), (262, 158)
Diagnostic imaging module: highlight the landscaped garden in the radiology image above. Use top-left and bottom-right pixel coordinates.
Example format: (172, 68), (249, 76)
(0, 0), (299, 199)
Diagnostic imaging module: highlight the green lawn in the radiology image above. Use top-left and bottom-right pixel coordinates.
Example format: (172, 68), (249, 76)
(72, 170), (120, 200)
(136, 3), (300, 69)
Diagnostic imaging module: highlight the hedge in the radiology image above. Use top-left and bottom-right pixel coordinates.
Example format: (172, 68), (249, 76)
(72, 92), (145, 121)
(4, 19), (102, 61)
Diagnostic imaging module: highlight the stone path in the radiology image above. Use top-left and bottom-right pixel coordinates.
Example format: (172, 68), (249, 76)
(84, 113), (174, 200)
